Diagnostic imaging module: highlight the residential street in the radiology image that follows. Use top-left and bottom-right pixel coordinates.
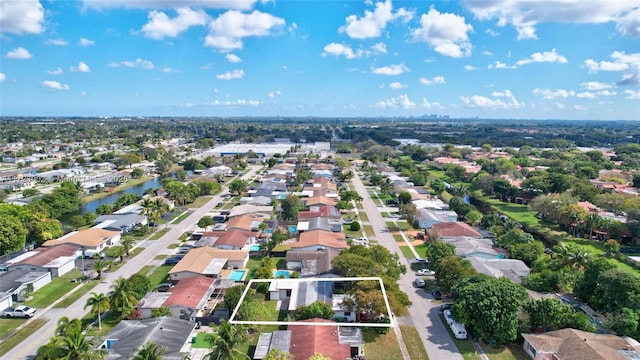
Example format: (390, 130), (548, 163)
(350, 170), (464, 360)
(2, 166), (261, 360)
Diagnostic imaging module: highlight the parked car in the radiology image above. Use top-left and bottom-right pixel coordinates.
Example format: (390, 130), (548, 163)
(439, 303), (452, 311)
(4, 306), (36, 318)
(432, 290), (443, 300)
(154, 283), (175, 292)
(164, 256), (183, 265)
(443, 309), (454, 325)
(414, 278), (425, 288)
(416, 269), (435, 276)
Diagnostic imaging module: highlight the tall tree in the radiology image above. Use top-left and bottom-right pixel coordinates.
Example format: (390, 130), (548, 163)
(205, 320), (248, 360)
(109, 277), (139, 318)
(85, 292), (110, 330)
(0, 215), (27, 255)
(281, 195), (302, 221)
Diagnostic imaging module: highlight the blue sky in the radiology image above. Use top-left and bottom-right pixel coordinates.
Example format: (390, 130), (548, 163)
(1, 0), (639, 119)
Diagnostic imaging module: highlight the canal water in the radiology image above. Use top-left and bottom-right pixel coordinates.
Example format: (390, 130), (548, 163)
(81, 177), (162, 213)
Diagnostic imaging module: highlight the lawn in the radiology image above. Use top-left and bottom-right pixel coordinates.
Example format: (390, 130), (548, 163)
(359, 212), (369, 222)
(130, 247), (145, 257)
(179, 231), (191, 241)
(256, 300), (282, 322)
(363, 328), (404, 360)
(387, 222), (400, 231)
(395, 221), (412, 230)
(148, 265), (173, 286)
(364, 225), (375, 238)
(84, 311), (122, 337)
(452, 338), (482, 360)
(0, 318), (27, 338)
(191, 196), (213, 208)
(170, 212), (191, 225)
(272, 244), (291, 252)
(399, 245), (415, 259)
(393, 234), (405, 242)
(136, 265), (154, 276)
(154, 254), (168, 260)
(483, 197), (540, 227)
(25, 271), (82, 308)
(400, 325), (429, 360)
(150, 228), (170, 240)
(414, 243), (428, 258)
(0, 319), (47, 356)
(54, 280), (99, 308)
(481, 342), (530, 360)
(192, 332), (214, 348)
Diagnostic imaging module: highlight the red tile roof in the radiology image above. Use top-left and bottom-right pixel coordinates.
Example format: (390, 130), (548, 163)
(430, 222), (481, 237)
(13, 244), (78, 267)
(294, 230), (348, 250)
(163, 275), (214, 309)
(200, 229), (256, 248)
(289, 319), (351, 360)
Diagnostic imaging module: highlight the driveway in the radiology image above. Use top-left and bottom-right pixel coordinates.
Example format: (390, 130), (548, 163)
(2, 166), (261, 360)
(351, 170), (463, 360)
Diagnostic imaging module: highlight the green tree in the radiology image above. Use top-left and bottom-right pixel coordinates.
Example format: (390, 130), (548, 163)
(436, 256), (476, 292)
(397, 191), (412, 204)
(0, 215), (27, 255)
(604, 239), (621, 255)
(295, 301), (334, 320)
(281, 195), (302, 221)
(92, 259), (110, 279)
(85, 292), (110, 330)
(131, 168), (144, 179)
(198, 216), (215, 229)
(452, 275), (527, 345)
(228, 179), (248, 195)
(523, 298), (576, 331)
(350, 221), (361, 231)
(120, 237), (136, 256)
(69, 214), (87, 229)
(426, 241), (456, 270)
(131, 342), (167, 360)
(263, 349), (293, 360)
(205, 320), (248, 360)
(36, 318), (107, 360)
(508, 241), (544, 265)
(150, 307), (172, 318)
(109, 277), (139, 318)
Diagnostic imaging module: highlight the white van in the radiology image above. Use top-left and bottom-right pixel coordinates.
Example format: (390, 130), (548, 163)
(449, 322), (467, 339)
(84, 249), (105, 259)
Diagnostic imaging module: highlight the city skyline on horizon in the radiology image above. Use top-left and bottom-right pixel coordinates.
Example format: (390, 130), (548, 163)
(0, 0), (639, 120)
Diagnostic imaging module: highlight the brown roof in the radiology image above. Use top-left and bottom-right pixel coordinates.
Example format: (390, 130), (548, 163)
(164, 275), (215, 309)
(289, 319), (351, 360)
(169, 247), (248, 275)
(201, 229), (256, 248)
(294, 230), (348, 250)
(430, 222), (481, 238)
(522, 328), (636, 360)
(298, 205), (340, 219)
(285, 248), (341, 276)
(226, 215), (260, 231)
(13, 244), (78, 267)
(303, 196), (336, 206)
(43, 228), (120, 247)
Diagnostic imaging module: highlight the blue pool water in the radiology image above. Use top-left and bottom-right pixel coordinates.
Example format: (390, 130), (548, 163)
(228, 270), (246, 281)
(288, 225), (297, 234)
(273, 270), (291, 278)
(249, 244), (260, 251)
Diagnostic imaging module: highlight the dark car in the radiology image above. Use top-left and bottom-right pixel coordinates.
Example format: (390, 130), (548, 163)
(432, 290), (443, 300)
(154, 283), (174, 292)
(164, 256), (183, 265)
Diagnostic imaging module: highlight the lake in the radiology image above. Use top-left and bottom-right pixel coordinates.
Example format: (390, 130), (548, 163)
(82, 177), (162, 213)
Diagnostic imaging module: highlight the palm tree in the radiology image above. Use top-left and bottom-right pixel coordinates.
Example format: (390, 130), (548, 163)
(111, 245), (126, 263)
(120, 237), (135, 257)
(85, 292), (110, 330)
(584, 213), (602, 240)
(55, 318), (107, 360)
(141, 198), (157, 226)
(92, 259), (110, 279)
(109, 277), (139, 317)
(206, 320), (249, 360)
(131, 342), (167, 360)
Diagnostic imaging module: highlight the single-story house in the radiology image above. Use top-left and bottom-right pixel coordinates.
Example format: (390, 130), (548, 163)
(7, 244), (79, 277)
(438, 237), (499, 259)
(332, 294), (356, 322)
(303, 196), (336, 207)
(135, 292), (171, 319)
(467, 257), (531, 284)
(298, 204), (341, 219)
(42, 228), (121, 253)
(226, 215), (263, 232)
(289, 319), (364, 360)
(194, 229), (257, 250)
(429, 222), (482, 238)
(168, 247), (248, 281)
(254, 330), (292, 360)
(413, 209), (459, 229)
(93, 214), (147, 234)
(296, 217), (342, 233)
(239, 195), (272, 206)
(285, 247), (341, 277)
(100, 316), (195, 360)
(0, 269), (51, 303)
(521, 328), (640, 360)
(291, 230), (348, 252)
(228, 205), (273, 219)
(163, 275), (216, 320)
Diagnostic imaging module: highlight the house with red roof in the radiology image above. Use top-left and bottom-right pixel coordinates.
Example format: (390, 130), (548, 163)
(291, 230), (348, 252)
(429, 222), (482, 238)
(7, 244), (79, 277)
(289, 319), (364, 360)
(163, 275), (216, 320)
(195, 229), (257, 250)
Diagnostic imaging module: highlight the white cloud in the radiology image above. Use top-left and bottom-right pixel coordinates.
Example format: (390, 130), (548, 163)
(420, 76), (445, 85)
(322, 43), (364, 59)
(225, 53), (243, 63)
(267, 90), (281, 98)
(573, 104), (588, 111)
(6, 47), (33, 59)
(45, 39), (68, 46)
(70, 61), (90, 73)
(79, 37), (95, 46)
(460, 89), (523, 109)
(623, 89), (640, 99)
(555, 102), (565, 109)
(372, 42), (387, 54)
(482, 50), (493, 56)
(581, 81), (612, 91)
(576, 91), (596, 99)
(82, 0), (261, 11)
(141, 7), (208, 39)
(80, 91), (88, 96)
(411, 7), (473, 58)
(389, 81), (406, 89)
(47, 67), (63, 75)
(463, 0), (640, 39)
(464, 65), (476, 71)
(374, 94), (416, 109)
(339, 0), (413, 39)
(0, 0), (44, 35)
(216, 69), (244, 80)
(516, 48), (568, 66)
(0, 73), (5, 83)
(583, 51), (640, 86)
(421, 98), (443, 109)
(162, 66), (179, 73)
(205, 98), (261, 106)
(532, 88), (575, 99)
(372, 63), (409, 75)
(598, 90), (617, 96)
(43, 80), (70, 91)
(488, 61), (516, 69)
(204, 10), (285, 52)
(109, 58), (155, 69)
(485, 28), (500, 37)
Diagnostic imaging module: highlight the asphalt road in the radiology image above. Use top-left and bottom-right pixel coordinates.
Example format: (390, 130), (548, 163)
(2, 166), (261, 360)
(351, 170), (464, 360)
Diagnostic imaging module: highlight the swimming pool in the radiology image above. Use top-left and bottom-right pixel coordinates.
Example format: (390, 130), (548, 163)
(288, 225), (297, 234)
(273, 270), (291, 278)
(249, 244), (260, 251)
(228, 270), (246, 281)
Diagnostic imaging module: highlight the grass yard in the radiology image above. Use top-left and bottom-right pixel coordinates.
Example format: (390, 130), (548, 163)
(154, 254), (168, 260)
(54, 280), (99, 308)
(168, 243), (179, 249)
(170, 212), (191, 225)
(148, 265), (173, 286)
(84, 311), (122, 337)
(0, 318), (27, 338)
(272, 244), (291, 252)
(414, 243), (428, 258)
(257, 300), (282, 322)
(393, 234), (405, 242)
(149, 228), (170, 240)
(179, 232), (190, 241)
(363, 328), (404, 360)
(25, 272), (81, 308)
(483, 197), (540, 227)
(192, 332), (214, 348)
(359, 212), (369, 222)
(0, 319), (47, 356)
(191, 196), (213, 208)
(357, 202), (364, 210)
(399, 245), (415, 259)
(387, 222), (400, 231)
(136, 265), (154, 276)
(482, 342), (530, 360)
(130, 247), (145, 257)
(400, 325), (429, 360)
(395, 221), (412, 230)
(364, 225), (375, 238)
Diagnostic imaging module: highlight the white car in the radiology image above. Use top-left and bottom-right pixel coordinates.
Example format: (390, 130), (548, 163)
(416, 269), (435, 276)
(443, 309), (454, 325)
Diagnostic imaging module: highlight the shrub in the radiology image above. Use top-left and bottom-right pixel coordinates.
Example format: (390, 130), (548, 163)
(350, 221), (361, 231)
